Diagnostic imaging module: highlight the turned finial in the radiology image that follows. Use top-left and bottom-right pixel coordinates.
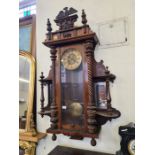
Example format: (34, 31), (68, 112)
(47, 18), (52, 40)
(47, 18), (52, 32)
(105, 66), (110, 74)
(40, 72), (45, 79)
(81, 9), (87, 25)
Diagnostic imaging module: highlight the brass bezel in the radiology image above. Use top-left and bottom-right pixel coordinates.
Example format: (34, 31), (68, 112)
(128, 139), (135, 155)
(61, 48), (82, 70)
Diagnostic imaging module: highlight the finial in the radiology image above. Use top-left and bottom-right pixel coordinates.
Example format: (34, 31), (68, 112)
(54, 7), (78, 30)
(40, 72), (44, 79)
(100, 60), (104, 64)
(105, 66), (110, 74)
(81, 9), (87, 25)
(47, 18), (52, 32)
(46, 18), (52, 40)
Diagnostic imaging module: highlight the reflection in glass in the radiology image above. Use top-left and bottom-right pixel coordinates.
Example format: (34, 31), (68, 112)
(19, 25), (32, 52)
(94, 82), (107, 109)
(19, 56), (30, 129)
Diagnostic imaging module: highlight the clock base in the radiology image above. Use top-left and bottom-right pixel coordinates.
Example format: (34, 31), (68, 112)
(70, 135), (83, 140)
(47, 128), (99, 146)
(46, 128), (99, 139)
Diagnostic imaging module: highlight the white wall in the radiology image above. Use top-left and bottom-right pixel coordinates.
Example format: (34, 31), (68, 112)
(36, 0), (135, 154)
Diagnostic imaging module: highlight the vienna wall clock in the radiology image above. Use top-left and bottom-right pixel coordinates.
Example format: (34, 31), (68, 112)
(39, 7), (121, 146)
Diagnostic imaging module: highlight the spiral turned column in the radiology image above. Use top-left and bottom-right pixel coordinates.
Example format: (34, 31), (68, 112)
(85, 40), (97, 136)
(50, 47), (58, 133)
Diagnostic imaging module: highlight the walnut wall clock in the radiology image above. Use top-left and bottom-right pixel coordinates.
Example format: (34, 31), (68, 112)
(39, 7), (121, 146)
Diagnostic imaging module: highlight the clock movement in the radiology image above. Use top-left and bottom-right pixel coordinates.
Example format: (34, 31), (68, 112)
(39, 7), (121, 146)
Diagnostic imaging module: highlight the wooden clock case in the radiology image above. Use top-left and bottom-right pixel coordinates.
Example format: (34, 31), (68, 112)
(39, 7), (121, 146)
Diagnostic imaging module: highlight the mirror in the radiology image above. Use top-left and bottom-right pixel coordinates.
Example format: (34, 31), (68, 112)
(19, 55), (30, 129)
(19, 51), (35, 134)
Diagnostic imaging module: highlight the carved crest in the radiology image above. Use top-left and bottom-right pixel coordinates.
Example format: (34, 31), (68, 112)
(54, 7), (78, 30)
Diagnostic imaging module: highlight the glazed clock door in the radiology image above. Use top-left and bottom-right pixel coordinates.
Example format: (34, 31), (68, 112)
(60, 47), (85, 131)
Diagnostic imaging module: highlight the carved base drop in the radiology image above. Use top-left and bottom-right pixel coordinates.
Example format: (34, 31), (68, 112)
(52, 134), (57, 141)
(91, 138), (96, 146)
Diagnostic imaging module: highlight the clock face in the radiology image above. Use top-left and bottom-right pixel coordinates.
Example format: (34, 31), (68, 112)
(128, 139), (135, 155)
(61, 48), (82, 70)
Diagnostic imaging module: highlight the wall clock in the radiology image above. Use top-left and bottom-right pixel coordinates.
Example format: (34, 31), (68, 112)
(39, 7), (121, 146)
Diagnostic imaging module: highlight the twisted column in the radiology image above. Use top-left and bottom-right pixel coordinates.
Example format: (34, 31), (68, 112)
(85, 40), (97, 134)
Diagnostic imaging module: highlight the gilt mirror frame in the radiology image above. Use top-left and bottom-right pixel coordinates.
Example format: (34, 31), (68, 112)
(19, 51), (36, 136)
(19, 14), (36, 137)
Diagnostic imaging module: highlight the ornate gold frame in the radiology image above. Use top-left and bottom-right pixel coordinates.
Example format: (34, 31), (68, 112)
(19, 51), (36, 136)
(19, 141), (36, 155)
(19, 51), (46, 155)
